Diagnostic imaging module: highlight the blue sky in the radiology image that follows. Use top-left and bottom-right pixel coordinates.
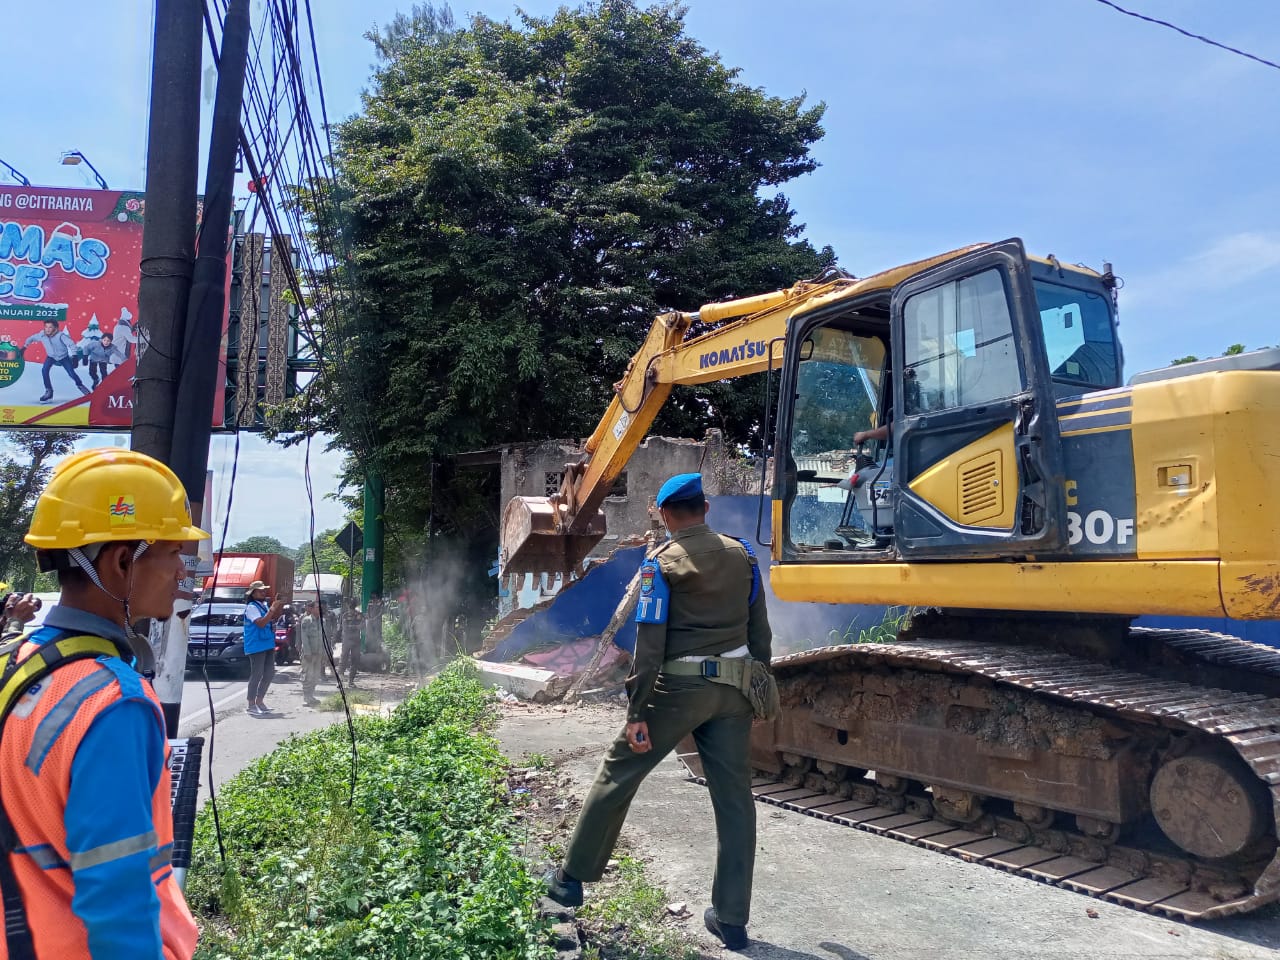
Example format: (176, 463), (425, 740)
(2, 0), (1277, 542)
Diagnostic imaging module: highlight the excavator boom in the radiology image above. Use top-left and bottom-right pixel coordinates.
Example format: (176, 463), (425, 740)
(500, 279), (835, 573)
(500, 246), (981, 574)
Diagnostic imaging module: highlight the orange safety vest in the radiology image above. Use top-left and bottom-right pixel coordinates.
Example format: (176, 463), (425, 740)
(0, 637), (198, 960)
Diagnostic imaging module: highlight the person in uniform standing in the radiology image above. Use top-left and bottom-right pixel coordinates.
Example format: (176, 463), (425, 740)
(0, 447), (206, 959)
(339, 597), (362, 686)
(298, 599), (326, 706)
(545, 472), (772, 950)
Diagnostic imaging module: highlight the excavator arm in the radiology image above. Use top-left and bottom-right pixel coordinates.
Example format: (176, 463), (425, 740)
(500, 276), (850, 574)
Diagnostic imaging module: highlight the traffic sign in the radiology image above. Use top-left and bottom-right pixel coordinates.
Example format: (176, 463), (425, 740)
(335, 520), (364, 559)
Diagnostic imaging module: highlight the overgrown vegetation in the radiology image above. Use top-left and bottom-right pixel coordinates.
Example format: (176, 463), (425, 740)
(189, 661), (551, 959)
(828, 606), (910, 646)
(577, 857), (700, 960)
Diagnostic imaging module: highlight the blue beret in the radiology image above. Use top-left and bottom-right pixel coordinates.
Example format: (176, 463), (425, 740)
(656, 472), (704, 507)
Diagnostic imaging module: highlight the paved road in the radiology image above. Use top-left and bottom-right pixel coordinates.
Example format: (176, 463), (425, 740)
(178, 669), (249, 736)
(498, 701), (1280, 960)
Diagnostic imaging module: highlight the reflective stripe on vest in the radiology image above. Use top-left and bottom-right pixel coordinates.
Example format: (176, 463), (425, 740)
(0, 638), (198, 960)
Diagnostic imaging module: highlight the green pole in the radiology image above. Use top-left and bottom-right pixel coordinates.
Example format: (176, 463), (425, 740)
(361, 470), (384, 610)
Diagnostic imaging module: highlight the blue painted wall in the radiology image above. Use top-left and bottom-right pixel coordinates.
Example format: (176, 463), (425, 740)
(490, 495), (1280, 661)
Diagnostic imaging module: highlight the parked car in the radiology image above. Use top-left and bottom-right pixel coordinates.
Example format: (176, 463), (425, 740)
(186, 601), (250, 673)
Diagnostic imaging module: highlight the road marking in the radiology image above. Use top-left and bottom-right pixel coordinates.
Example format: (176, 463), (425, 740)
(179, 686), (247, 726)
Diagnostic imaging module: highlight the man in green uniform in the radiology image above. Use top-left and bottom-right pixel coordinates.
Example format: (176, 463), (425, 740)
(299, 598), (326, 706)
(546, 473), (772, 950)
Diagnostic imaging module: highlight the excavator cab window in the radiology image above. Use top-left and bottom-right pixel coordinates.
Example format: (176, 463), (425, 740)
(783, 321), (893, 553)
(1032, 272), (1122, 392)
(890, 239), (1070, 558)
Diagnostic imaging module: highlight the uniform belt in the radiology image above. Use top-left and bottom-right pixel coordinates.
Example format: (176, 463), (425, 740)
(660, 656), (747, 684)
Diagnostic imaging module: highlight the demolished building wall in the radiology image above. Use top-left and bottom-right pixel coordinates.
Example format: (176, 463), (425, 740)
(499, 430), (761, 616)
(500, 430), (759, 558)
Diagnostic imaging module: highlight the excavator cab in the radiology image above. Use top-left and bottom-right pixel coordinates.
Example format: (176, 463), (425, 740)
(777, 239), (1086, 563)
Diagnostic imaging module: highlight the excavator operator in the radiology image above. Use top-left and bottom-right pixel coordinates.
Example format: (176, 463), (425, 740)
(0, 448), (207, 960)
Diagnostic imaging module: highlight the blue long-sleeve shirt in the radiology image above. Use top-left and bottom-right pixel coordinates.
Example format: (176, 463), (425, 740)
(33, 606), (169, 960)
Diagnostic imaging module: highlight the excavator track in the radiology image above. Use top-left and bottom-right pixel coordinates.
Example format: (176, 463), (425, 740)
(677, 628), (1280, 921)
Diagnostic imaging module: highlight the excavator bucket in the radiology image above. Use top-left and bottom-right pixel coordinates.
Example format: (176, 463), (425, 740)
(500, 496), (606, 576)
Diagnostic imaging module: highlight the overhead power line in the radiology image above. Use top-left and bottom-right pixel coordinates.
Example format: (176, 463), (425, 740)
(200, 0), (367, 804)
(1090, 0), (1280, 73)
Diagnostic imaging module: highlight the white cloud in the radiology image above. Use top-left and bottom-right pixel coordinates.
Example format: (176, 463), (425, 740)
(1124, 231), (1280, 308)
(206, 435), (348, 548)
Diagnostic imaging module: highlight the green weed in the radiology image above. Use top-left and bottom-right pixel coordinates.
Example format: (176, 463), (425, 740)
(189, 660), (551, 960)
(827, 606), (911, 646)
(578, 857), (702, 960)
(316, 688), (379, 711)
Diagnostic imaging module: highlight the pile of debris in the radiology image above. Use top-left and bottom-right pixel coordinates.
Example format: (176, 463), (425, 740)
(477, 543), (649, 703)
(478, 637), (631, 703)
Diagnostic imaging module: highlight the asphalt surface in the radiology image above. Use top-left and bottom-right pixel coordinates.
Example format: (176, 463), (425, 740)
(498, 700), (1280, 960)
(178, 670), (249, 738)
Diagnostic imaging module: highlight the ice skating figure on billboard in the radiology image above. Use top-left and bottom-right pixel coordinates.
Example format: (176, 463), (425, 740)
(22, 319), (91, 402)
(80, 331), (124, 388)
(113, 307), (136, 360)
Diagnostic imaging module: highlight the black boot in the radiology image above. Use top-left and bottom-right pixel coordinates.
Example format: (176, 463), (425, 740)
(543, 867), (583, 908)
(704, 907), (749, 951)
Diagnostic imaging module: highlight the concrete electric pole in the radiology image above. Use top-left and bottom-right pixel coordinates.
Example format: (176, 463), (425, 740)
(134, 0), (252, 734)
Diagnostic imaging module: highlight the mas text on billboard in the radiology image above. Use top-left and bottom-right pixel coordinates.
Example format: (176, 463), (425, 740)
(0, 221), (109, 301)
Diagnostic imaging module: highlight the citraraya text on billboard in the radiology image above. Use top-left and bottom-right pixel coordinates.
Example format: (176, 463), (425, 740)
(0, 185), (228, 429)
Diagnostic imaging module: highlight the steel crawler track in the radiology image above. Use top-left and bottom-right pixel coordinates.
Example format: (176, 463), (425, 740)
(677, 630), (1280, 921)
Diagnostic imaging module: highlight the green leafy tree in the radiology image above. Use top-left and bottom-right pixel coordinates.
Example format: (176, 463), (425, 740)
(0, 433), (82, 589)
(1172, 343), (1258, 366)
(368, 1), (456, 61)
(300, 0), (834, 536)
(225, 535), (291, 556)
(293, 528), (357, 581)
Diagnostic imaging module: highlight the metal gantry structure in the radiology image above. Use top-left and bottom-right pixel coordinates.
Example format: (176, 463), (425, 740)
(223, 213), (320, 430)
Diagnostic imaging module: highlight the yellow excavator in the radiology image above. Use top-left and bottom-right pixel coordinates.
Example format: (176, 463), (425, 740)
(500, 239), (1280, 920)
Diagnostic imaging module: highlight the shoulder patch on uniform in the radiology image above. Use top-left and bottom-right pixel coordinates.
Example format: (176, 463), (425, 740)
(634, 558), (670, 625)
(10, 679), (50, 720)
(25, 666), (115, 775)
(728, 536), (762, 606)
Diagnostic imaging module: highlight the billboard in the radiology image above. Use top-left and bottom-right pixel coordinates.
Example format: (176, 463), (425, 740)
(0, 185), (228, 429)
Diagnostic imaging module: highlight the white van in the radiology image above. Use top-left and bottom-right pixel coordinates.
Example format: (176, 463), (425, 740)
(298, 573), (345, 612)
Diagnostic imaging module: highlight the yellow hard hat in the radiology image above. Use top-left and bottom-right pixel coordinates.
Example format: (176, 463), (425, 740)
(25, 447), (210, 551)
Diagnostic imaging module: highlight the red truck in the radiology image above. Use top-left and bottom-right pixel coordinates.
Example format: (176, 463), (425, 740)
(190, 552), (299, 669)
(201, 552), (295, 605)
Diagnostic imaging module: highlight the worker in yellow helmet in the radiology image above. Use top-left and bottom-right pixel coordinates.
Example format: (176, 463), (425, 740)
(0, 448), (208, 960)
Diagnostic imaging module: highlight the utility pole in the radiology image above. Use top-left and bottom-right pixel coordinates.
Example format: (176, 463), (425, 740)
(361, 471), (384, 608)
(136, 0), (252, 734)
(133, 0), (203, 470)
(132, 0), (203, 734)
